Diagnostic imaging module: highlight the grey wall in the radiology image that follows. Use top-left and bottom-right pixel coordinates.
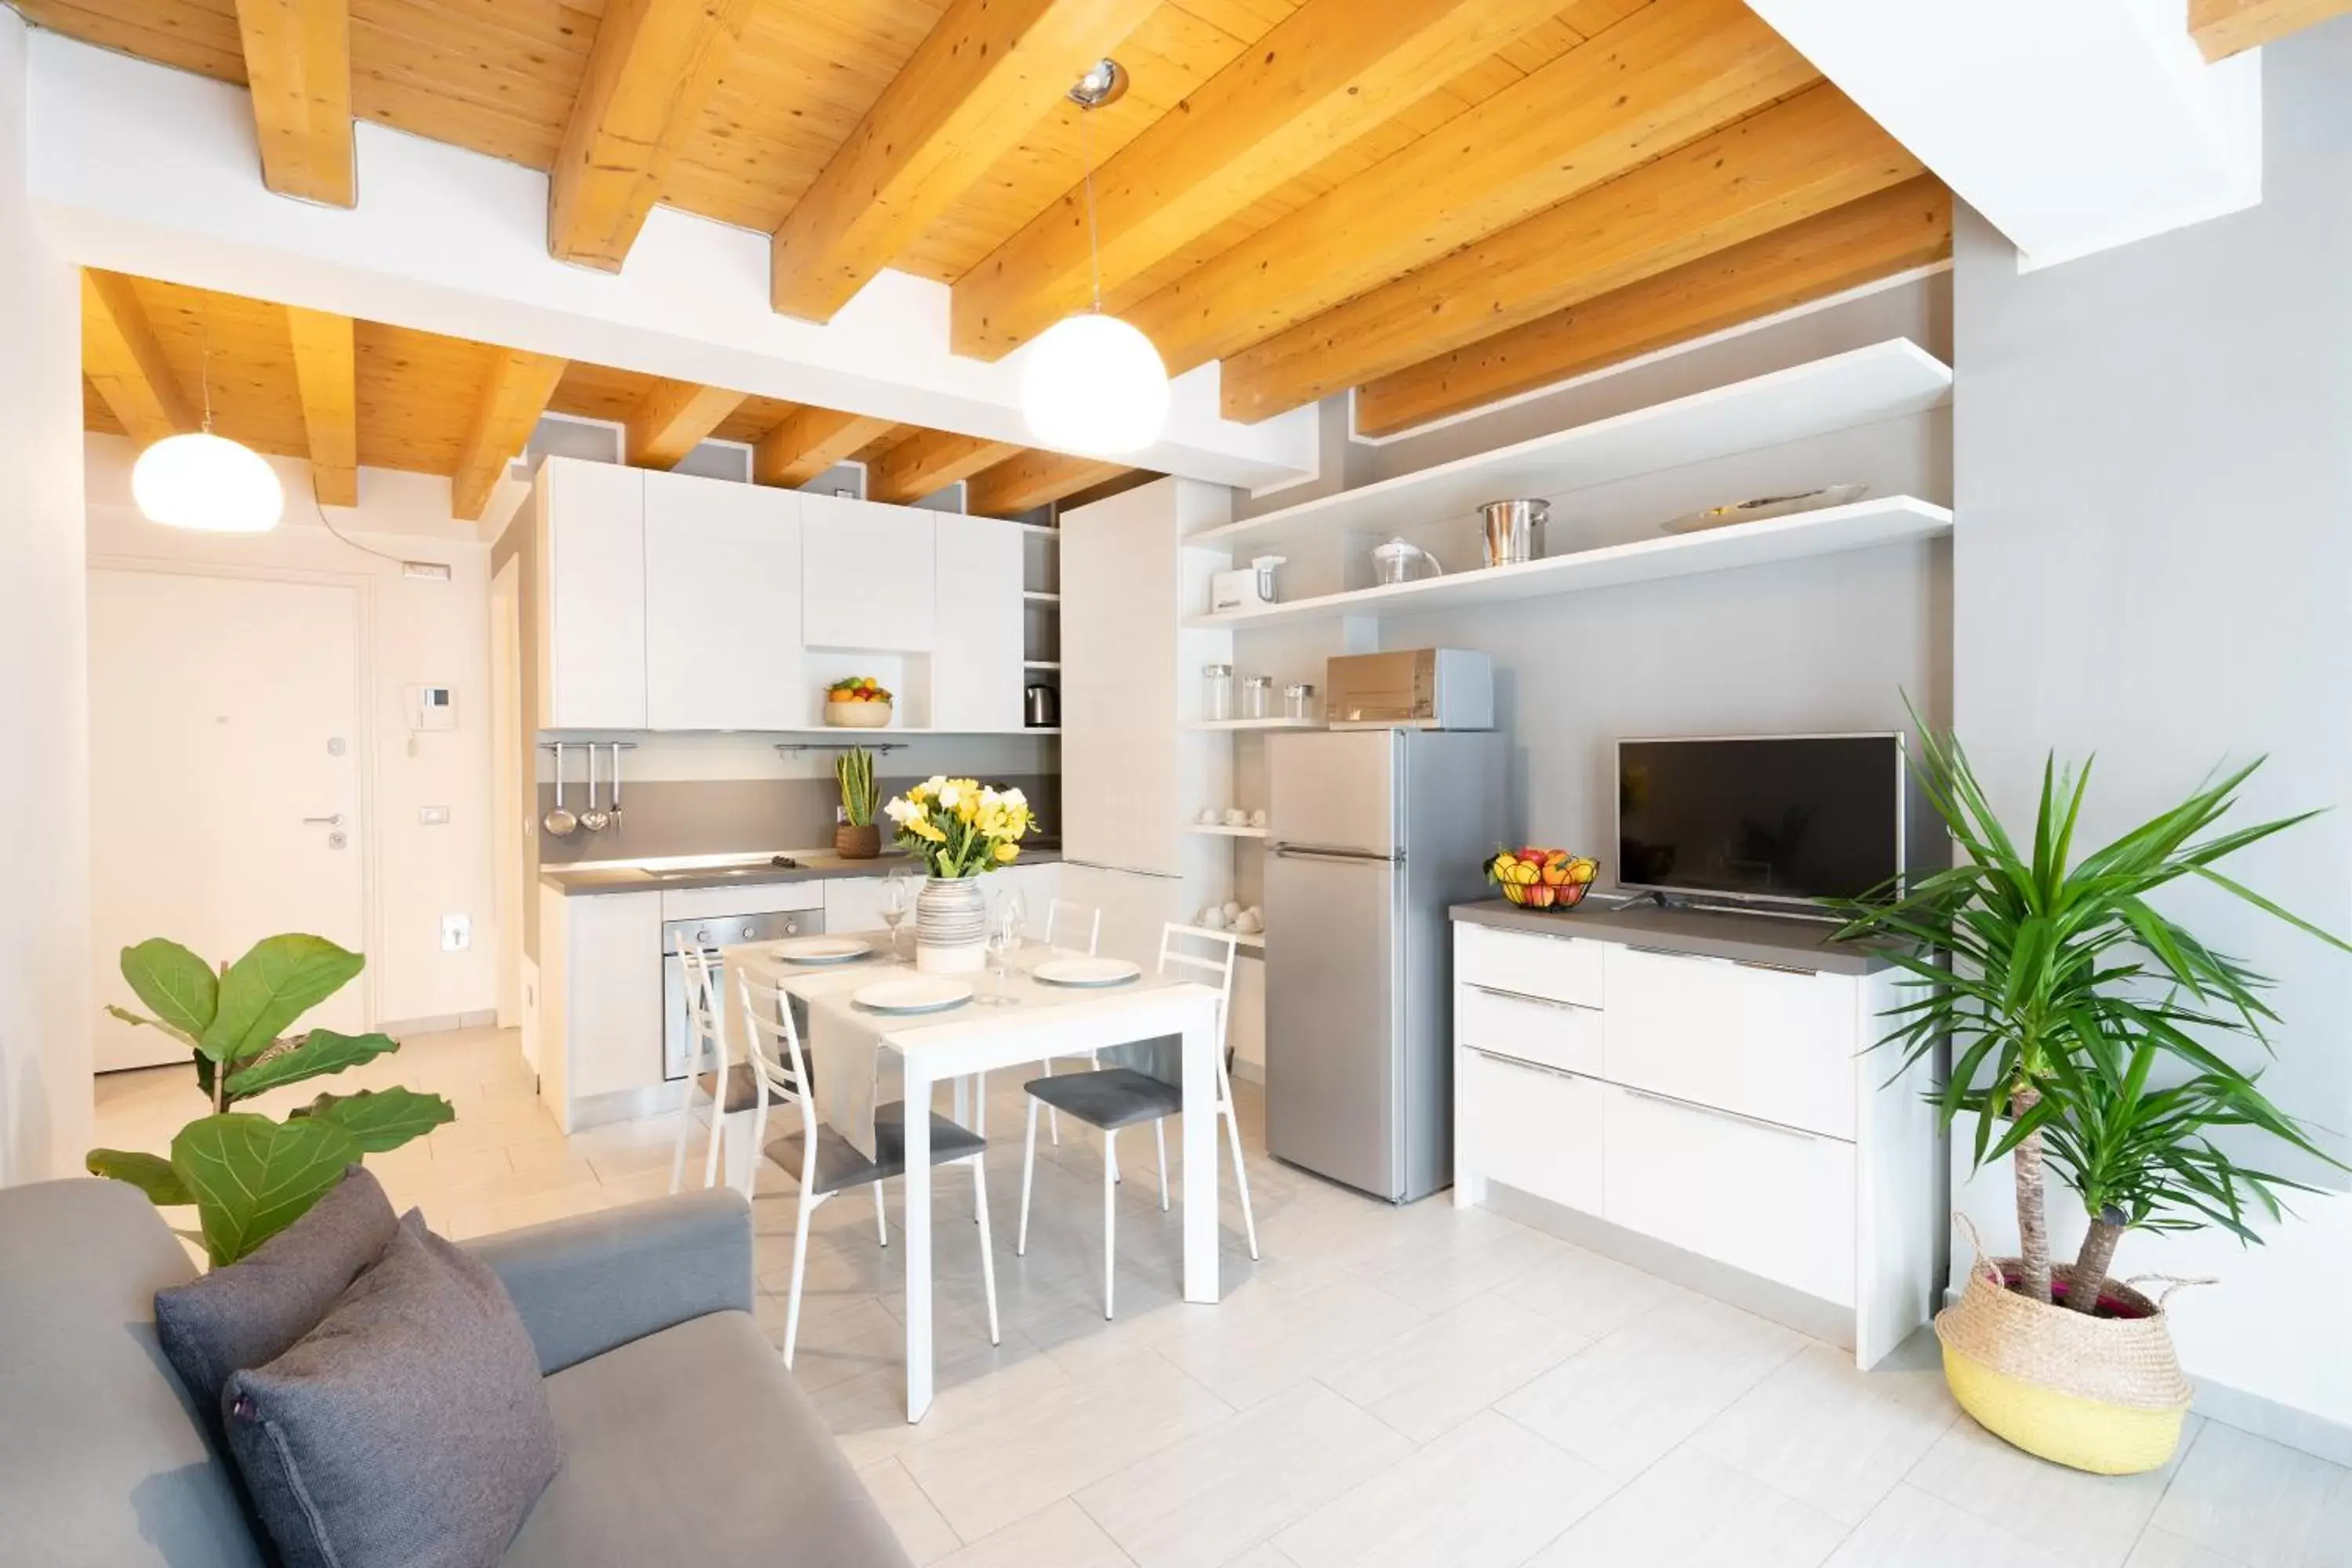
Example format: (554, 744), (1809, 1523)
(1952, 16), (2352, 1169)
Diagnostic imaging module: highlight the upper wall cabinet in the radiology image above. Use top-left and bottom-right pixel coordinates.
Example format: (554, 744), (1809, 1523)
(535, 458), (647, 730)
(644, 470), (804, 731)
(931, 514), (1024, 734)
(802, 495), (937, 652)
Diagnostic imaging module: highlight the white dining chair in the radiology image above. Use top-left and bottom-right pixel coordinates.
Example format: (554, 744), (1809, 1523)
(1014, 923), (1259, 1318)
(1031, 898), (1105, 1148)
(736, 970), (1000, 1368)
(666, 946), (753, 1195)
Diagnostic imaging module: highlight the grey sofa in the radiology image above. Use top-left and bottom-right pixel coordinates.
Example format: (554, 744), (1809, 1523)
(0, 1177), (911, 1568)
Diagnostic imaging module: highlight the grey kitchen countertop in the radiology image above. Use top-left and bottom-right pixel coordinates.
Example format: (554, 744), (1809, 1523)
(1450, 897), (1903, 975)
(542, 844), (1062, 896)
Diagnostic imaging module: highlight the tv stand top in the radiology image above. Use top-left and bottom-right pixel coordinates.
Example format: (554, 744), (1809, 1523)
(1450, 897), (1900, 976)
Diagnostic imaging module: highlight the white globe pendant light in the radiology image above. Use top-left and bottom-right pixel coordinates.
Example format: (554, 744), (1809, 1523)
(132, 431), (285, 533)
(1019, 60), (1168, 457)
(130, 299), (285, 534)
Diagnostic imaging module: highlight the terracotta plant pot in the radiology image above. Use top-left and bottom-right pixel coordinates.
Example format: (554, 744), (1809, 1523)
(834, 822), (881, 859)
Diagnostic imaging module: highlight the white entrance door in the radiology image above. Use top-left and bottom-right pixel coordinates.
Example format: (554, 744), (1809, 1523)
(89, 569), (367, 1072)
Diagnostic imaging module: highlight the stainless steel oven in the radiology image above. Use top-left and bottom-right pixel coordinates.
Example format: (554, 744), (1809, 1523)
(662, 908), (820, 1080)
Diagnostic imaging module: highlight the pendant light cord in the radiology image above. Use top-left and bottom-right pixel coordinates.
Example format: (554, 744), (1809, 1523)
(1081, 103), (1102, 314)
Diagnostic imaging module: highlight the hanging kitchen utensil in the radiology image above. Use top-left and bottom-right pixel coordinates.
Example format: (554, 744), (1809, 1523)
(579, 743), (612, 833)
(543, 742), (579, 837)
(607, 742), (626, 830)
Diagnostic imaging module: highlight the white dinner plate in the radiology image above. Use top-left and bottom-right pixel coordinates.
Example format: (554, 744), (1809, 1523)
(771, 935), (873, 965)
(1033, 956), (1144, 988)
(853, 978), (973, 1014)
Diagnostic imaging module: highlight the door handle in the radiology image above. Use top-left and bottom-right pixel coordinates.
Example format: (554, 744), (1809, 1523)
(303, 814), (344, 827)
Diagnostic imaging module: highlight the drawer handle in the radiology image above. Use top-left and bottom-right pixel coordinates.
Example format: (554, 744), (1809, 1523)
(1626, 944), (1730, 964)
(1733, 958), (1823, 977)
(1466, 983), (1595, 1014)
(1468, 1046), (1585, 1083)
(1618, 1084), (1817, 1142)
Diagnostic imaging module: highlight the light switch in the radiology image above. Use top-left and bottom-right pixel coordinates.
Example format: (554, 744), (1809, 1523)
(441, 915), (471, 952)
(418, 806), (452, 826)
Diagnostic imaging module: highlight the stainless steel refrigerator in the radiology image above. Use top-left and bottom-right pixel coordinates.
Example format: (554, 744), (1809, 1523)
(1265, 729), (1505, 1202)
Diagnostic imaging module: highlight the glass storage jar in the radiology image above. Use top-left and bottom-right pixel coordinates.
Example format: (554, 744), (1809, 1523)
(1203, 664), (1235, 722)
(1283, 682), (1316, 722)
(1241, 675), (1276, 720)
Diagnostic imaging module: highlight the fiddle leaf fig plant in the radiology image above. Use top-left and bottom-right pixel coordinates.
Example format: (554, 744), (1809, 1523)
(89, 934), (454, 1265)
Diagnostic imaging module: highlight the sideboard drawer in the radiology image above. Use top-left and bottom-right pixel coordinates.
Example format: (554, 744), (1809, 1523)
(1602, 945), (1858, 1140)
(1460, 1047), (1603, 1216)
(1455, 923), (1604, 1008)
(1457, 982), (1603, 1077)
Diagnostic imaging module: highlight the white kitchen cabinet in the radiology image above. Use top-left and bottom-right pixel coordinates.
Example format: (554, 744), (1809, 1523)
(644, 470), (803, 730)
(535, 457), (647, 729)
(1058, 862), (1194, 971)
(931, 514), (1025, 732)
(1603, 945), (1857, 1140)
(801, 494), (936, 652)
(822, 875), (894, 936)
(1459, 1047), (1605, 1214)
(537, 886), (663, 1127)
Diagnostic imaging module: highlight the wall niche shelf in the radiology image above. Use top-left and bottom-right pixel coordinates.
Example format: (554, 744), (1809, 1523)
(1185, 823), (1268, 839)
(1188, 339), (1953, 554)
(1184, 495), (1953, 631)
(1185, 716), (1323, 731)
(1171, 922), (1265, 951)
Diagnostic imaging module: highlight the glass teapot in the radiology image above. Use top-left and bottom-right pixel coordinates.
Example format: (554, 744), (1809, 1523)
(1370, 536), (1444, 586)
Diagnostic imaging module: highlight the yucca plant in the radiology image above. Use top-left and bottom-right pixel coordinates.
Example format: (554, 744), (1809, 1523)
(1834, 721), (2347, 1311)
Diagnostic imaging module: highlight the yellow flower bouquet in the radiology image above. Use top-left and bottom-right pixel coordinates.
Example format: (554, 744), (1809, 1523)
(883, 776), (1035, 878)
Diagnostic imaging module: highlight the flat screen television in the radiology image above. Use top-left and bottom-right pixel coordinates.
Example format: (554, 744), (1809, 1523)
(1616, 734), (1911, 906)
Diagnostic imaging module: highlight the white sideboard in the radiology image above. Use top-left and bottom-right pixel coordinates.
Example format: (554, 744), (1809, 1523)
(1450, 906), (1939, 1367)
(528, 456), (1028, 735)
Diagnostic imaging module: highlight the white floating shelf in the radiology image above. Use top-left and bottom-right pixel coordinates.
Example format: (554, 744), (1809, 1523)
(1184, 496), (1952, 631)
(1185, 823), (1268, 839)
(1185, 716), (1323, 731)
(1171, 923), (1265, 950)
(1189, 339), (1951, 554)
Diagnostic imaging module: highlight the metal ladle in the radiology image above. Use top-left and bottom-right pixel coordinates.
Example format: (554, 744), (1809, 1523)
(543, 742), (579, 837)
(579, 743), (612, 833)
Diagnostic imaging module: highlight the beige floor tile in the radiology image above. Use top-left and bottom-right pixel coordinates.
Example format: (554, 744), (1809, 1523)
(1498, 1291), (1802, 1476)
(2145, 1421), (2352, 1568)
(932, 1500), (1136, 1568)
(898, 1350), (1232, 1541)
(1142, 1271), (1429, 1410)
(1907, 1407), (2198, 1567)
(1529, 1446), (1846, 1568)
(1495, 1240), (1702, 1341)
(1823, 1483), (2067, 1568)
(1689, 1338), (1959, 1526)
(1319, 1290), (1593, 1443)
(2124, 1527), (2247, 1568)
(860, 1458), (964, 1566)
(1074, 1381), (1411, 1568)
(812, 1334), (1080, 1472)
(1351, 1215), (1570, 1315)
(1276, 1410), (1611, 1568)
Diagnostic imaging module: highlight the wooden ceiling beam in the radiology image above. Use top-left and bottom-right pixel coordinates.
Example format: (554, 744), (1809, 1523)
(452, 349), (568, 521)
(549, 0), (757, 271)
(1221, 85), (1924, 422)
(231, 0), (354, 205)
(284, 304), (358, 504)
(866, 430), (1025, 505)
(949, 0), (1572, 361)
(751, 408), (897, 488)
(768, 0), (1159, 324)
(2189, 0), (2352, 59)
(965, 450), (1132, 517)
(1356, 179), (1954, 437)
(81, 270), (198, 447)
(1127, 0), (1814, 379)
(624, 379), (746, 468)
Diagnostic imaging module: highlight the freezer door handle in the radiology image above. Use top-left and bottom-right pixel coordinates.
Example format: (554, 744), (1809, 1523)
(1269, 842), (1405, 865)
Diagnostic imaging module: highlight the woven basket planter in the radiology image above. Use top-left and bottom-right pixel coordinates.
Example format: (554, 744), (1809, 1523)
(1936, 1218), (2207, 1475)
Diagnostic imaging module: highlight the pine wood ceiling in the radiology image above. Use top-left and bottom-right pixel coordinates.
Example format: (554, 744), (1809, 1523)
(38, 0), (2000, 516)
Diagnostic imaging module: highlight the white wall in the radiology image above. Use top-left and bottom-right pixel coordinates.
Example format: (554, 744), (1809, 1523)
(85, 435), (499, 1032)
(1948, 17), (2352, 1461)
(0, 9), (90, 1184)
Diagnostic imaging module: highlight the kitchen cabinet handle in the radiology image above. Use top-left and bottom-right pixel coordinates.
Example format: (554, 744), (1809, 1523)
(1466, 983), (1595, 1014)
(1617, 1084), (1818, 1142)
(1625, 943), (1727, 964)
(1466, 1046), (1585, 1083)
(1733, 957), (1821, 977)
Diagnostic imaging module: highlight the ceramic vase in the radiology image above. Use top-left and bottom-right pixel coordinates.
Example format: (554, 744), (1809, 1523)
(915, 876), (987, 975)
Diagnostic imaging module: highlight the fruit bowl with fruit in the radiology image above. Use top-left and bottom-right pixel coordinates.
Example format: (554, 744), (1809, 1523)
(822, 677), (895, 728)
(1486, 847), (1599, 909)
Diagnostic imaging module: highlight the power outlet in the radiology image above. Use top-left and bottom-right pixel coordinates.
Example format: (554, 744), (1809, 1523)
(441, 914), (471, 952)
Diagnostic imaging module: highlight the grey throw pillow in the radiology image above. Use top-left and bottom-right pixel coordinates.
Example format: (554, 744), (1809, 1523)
(223, 1213), (561, 1568)
(154, 1163), (400, 1455)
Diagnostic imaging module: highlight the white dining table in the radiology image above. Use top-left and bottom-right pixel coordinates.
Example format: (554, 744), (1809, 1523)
(719, 932), (1226, 1421)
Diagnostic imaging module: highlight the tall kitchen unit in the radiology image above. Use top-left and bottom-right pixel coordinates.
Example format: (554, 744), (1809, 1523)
(1059, 479), (1250, 1043)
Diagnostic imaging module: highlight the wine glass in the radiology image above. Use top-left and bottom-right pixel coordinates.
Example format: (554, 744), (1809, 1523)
(879, 872), (913, 960)
(977, 892), (1025, 1006)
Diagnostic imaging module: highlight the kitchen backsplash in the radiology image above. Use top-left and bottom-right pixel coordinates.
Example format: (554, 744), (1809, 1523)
(535, 773), (1060, 863)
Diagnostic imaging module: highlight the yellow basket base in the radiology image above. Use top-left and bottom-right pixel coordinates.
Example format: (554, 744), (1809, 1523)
(1942, 1345), (2187, 1475)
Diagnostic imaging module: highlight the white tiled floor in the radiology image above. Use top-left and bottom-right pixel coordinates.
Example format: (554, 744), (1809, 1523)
(93, 1025), (2352, 1568)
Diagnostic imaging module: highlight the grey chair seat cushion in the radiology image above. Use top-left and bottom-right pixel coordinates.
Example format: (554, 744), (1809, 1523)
(697, 1062), (765, 1116)
(1023, 1067), (1184, 1131)
(763, 1102), (985, 1195)
(503, 1311), (910, 1568)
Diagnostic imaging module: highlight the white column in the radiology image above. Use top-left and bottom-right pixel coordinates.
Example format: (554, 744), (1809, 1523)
(0, 8), (92, 1184)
